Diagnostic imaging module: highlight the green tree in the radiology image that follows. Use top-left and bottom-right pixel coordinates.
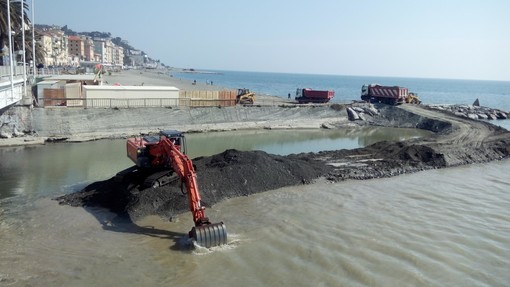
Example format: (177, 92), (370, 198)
(0, 0), (43, 66)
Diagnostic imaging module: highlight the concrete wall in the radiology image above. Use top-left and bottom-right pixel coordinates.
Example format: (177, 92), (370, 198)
(31, 106), (345, 138)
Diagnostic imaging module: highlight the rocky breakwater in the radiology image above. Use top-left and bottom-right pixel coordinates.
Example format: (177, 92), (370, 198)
(427, 104), (509, 121)
(57, 104), (510, 222)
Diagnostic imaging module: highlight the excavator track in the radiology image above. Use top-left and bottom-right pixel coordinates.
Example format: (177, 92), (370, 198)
(190, 222), (228, 248)
(143, 170), (178, 188)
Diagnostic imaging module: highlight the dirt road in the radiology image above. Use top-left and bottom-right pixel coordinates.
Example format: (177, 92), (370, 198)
(56, 104), (510, 220)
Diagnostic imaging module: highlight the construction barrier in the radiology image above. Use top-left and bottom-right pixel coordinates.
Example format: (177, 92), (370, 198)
(180, 90), (237, 107)
(39, 88), (239, 108)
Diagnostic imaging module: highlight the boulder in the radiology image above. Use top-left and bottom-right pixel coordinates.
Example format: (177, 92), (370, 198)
(347, 108), (360, 121)
(13, 127), (24, 137)
(0, 131), (11, 139)
(497, 112), (508, 119)
(477, 114), (489, 120)
(467, 114), (478, 120)
(352, 107), (365, 113)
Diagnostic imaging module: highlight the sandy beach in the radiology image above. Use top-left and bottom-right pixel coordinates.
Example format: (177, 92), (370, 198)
(102, 68), (288, 106)
(0, 69), (295, 147)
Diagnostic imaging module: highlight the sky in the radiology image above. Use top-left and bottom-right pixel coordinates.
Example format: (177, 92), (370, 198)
(33, 0), (510, 81)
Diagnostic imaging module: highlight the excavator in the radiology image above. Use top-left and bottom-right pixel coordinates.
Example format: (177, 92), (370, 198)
(124, 130), (227, 248)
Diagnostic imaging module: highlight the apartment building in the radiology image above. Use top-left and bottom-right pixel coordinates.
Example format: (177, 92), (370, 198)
(39, 30), (69, 66)
(36, 27), (129, 68)
(68, 36), (84, 61)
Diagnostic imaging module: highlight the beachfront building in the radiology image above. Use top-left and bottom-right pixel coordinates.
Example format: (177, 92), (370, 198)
(112, 45), (124, 68)
(82, 37), (95, 61)
(93, 38), (115, 65)
(68, 36), (84, 62)
(39, 30), (69, 67)
(127, 50), (145, 68)
(93, 39), (107, 64)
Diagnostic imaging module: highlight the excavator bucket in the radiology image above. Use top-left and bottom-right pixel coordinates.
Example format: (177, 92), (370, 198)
(190, 222), (228, 248)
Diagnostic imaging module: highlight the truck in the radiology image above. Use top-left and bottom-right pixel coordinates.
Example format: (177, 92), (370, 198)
(361, 84), (421, 105)
(295, 88), (335, 104)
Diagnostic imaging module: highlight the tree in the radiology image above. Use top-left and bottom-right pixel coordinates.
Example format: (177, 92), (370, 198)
(0, 0), (43, 66)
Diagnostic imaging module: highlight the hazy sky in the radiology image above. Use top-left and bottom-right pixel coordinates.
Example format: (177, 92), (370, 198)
(34, 0), (509, 81)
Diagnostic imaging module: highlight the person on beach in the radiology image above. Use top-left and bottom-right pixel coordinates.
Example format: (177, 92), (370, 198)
(288, 93), (291, 99)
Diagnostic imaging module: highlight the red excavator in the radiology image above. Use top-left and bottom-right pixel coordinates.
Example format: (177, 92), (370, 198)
(125, 130), (227, 248)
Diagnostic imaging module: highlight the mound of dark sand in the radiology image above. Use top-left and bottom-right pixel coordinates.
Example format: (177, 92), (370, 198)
(56, 149), (332, 220)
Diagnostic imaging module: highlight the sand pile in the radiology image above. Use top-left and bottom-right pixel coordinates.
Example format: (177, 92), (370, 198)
(56, 104), (510, 222)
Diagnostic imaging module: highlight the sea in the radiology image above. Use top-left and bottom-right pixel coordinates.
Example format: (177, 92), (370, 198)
(172, 70), (510, 111)
(1, 71), (510, 286)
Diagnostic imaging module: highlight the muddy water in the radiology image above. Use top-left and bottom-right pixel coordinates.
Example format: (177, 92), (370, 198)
(1, 128), (509, 286)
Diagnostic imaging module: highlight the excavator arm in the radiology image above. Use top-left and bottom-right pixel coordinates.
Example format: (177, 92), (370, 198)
(159, 137), (209, 225)
(158, 136), (227, 247)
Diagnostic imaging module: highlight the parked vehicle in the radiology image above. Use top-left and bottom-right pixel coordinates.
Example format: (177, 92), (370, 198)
(295, 88), (335, 104)
(361, 84), (421, 105)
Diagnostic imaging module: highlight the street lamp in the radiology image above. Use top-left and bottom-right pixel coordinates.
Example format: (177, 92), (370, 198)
(32, 0), (36, 77)
(7, 0), (14, 100)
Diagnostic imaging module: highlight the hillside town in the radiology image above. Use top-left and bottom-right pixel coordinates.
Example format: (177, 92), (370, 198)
(33, 25), (160, 71)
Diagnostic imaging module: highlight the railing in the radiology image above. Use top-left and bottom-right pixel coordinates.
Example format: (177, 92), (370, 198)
(0, 77), (24, 109)
(0, 65), (62, 79)
(0, 65), (30, 78)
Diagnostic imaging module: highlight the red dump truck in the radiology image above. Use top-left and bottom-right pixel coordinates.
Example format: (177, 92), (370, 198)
(361, 84), (420, 105)
(295, 88), (335, 104)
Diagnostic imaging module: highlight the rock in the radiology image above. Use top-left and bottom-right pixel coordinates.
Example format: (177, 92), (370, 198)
(321, 123), (334, 129)
(0, 131), (11, 139)
(358, 113), (367, 121)
(454, 112), (466, 118)
(467, 114), (478, 120)
(13, 127), (24, 137)
(352, 107), (365, 113)
(497, 112), (508, 119)
(347, 108), (360, 121)
(363, 106), (379, 116)
(477, 114), (489, 120)
(473, 98), (480, 107)
(488, 114), (498, 120)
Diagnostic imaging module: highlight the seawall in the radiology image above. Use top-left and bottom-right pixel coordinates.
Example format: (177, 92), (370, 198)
(30, 105), (347, 139)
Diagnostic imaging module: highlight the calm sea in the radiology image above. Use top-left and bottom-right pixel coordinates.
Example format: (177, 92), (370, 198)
(173, 70), (510, 111)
